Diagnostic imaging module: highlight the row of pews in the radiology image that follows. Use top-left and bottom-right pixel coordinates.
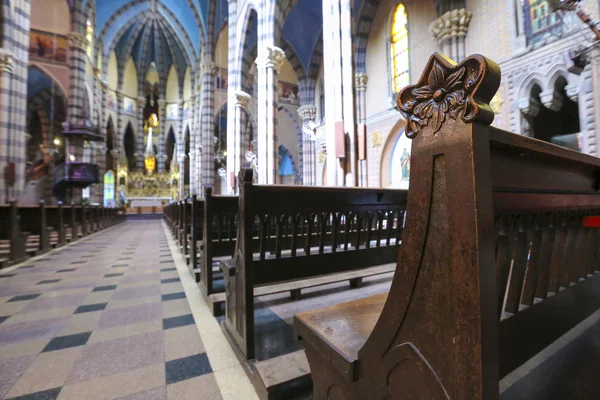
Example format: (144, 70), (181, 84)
(0, 201), (126, 268)
(165, 53), (600, 399)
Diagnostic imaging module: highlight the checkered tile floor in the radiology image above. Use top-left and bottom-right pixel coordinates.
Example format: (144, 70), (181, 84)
(0, 221), (223, 400)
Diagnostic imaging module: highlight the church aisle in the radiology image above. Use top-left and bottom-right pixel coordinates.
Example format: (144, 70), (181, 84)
(0, 220), (250, 400)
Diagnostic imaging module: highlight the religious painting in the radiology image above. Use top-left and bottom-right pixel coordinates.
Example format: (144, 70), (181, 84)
(215, 67), (228, 90)
(29, 29), (68, 65)
(278, 81), (299, 103)
(166, 104), (178, 120)
(106, 91), (116, 110)
(389, 132), (412, 189)
(523, 0), (563, 46)
(123, 97), (136, 115)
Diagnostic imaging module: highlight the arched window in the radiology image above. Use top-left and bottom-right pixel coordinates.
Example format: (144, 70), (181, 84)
(86, 20), (94, 59)
(390, 4), (409, 94)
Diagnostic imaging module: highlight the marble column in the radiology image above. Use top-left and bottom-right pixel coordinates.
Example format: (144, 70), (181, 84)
(322, 0), (357, 187)
(200, 62), (218, 194)
(429, 9), (472, 61)
(136, 95), (146, 170)
(256, 46), (285, 185)
(116, 90), (125, 159)
(157, 99), (167, 173)
(227, 90), (251, 193)
(355, 73), (368, 187)
(297, 106), (317, 186)
(0, 48), (16, 202)
(178, 99), (185, 197)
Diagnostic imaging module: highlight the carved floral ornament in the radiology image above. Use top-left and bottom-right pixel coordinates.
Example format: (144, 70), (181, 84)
(397, 53), (500, 138)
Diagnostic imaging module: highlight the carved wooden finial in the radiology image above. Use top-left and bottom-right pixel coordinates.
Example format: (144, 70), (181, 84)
(397, 53), (501, 138)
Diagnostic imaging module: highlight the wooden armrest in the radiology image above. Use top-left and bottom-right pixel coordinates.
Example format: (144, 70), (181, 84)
(294, 293), (387, 381)
(219, 259), (237, 277)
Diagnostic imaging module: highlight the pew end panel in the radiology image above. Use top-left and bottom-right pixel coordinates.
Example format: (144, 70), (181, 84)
(294, 52), (600, 399)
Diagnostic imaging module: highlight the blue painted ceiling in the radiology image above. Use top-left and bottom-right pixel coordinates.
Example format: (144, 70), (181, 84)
(97, 0), (212, 68)
(282, 0), (323, 72)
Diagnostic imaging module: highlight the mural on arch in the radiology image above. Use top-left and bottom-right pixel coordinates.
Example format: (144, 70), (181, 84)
(389, 132), (411, 189)
(29, 30), (68, 64)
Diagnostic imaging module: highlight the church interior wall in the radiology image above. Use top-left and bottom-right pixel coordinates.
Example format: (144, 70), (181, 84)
(122, 57), (138, 98)
(215, 26), (228, 69)
(166, 65), (179, 102)
(30, 0), (69, 35)
(183, 68), (192, 101)
(107, 51), (118, 90)
(466, 0), (513, 62)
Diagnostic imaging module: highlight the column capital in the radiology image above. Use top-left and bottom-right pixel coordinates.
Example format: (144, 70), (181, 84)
(297, 105), (317, 122)
(93, 67), (101, 78)
(137, 96), (146, 106)
(0, 48), (15, 73)
(354, 73), (368, 91)
(429, 8), (473, 42)
(201, 61), (218, 74)
(565, 83), (579, 102)
(178, 99), (185, 107)
(518, 96), (541, 117)
(256, 46), (286, 74)
(115, 90), (124, 101)
(540, 89), (564, 112)
(101, 80), (109, 90)
(158, 99), (167, 108)
(233, 91), (251, 108)
(68, 32), (88, 50)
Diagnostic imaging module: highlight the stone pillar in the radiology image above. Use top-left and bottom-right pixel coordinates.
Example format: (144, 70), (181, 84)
(592, 45), (600, 155)
(200, 62), (218, 194)
(429, 9), (472, 61)
(322, 0), (357, 187)
(256, 46), (285, 185)
(0, 48), (16, 202)
(518, 96), (541, 137)
(297, 106), (317, 186)
(355, 73), (368, 187)
(193, 88), (202, 194)
(116, 90), (124, 158)
(178, 99), (185, 197)
(136, 96), (146, 170)
(227, 91), (251, 193)
(158, 99), (167, 173)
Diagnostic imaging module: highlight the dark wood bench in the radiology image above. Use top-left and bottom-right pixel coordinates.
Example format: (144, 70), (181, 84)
(0, 202), (28, 267)
(294, 53), (600, 399)
(221, 170), (407, 366)
(19, 201), (54, 254)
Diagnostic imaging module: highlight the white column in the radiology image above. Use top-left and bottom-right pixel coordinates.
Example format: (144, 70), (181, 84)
(227, 90), (251, 193)
(297, 105), (317, 186)
(322, 0), (357, 187)
(256, 46), (285, 185)
(355, 73), (368, 187)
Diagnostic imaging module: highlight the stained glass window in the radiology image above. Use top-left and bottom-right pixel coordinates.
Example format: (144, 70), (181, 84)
(523, 0), (562, 45)
(86, 20), (94, 59)
(390, 4), (409, 94)
(104, 170), (115, 207)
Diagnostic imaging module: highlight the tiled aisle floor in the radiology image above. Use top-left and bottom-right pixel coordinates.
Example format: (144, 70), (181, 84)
(0, 221), (225, 400)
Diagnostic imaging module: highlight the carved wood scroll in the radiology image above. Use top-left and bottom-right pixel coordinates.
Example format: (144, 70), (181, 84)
(397, 53), (501, 138)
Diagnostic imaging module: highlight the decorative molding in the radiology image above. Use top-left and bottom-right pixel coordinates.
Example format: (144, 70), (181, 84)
(0, 48), (15, 73)
(518, 96), (541, 117)
(137, 96), (146, 106)
(397, 53), (500, 137)
(429, 9), (473, 42)
(68, 33), (88, 50)
(233, 91), (251, 108)
(297, 105), (317, 122)
(256, 46), (286, 74)
(355, 73), (369, 91)
(201, 61), (218, 75)
(540, 89), (564, 112)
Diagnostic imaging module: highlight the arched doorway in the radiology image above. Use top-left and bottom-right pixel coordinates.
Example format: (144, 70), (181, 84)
(165, 127), (176, 172)
(123, 123), (136, 171)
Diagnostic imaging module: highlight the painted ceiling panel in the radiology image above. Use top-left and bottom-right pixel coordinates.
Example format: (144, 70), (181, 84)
(103, 2), (151, 55)
(214, 0), (228, 40)
(282, 0), (323, 71)
(157, 6), (196, 62)
(96, 0), (137, 33)
(159, 0), (200, 50)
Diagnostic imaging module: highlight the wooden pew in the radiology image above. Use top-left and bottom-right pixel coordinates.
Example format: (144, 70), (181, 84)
(19, 201), (53, 254)
(0, 202), (28, 267)
(46, 203), (66, 247)
(221, 169), (408, 368)
(294, 53), (600, 399)
(198, 189), (238, 312)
